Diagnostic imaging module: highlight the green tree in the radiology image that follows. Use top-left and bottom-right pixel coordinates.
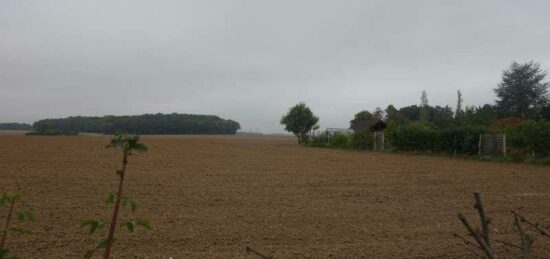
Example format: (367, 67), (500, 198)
(385, 105), (409, 125)
(420, 90), (430, 121)
(280, 103), (319, 144)
(349, 110), (375, 130)
(495, 61), (549, 119)
(455, 90), (464, 124)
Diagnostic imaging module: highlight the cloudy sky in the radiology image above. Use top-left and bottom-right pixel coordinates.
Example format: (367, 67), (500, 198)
(1, 0), (549, 133)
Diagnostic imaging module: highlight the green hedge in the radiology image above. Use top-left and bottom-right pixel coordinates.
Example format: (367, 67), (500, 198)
(438, 125), (485, 155)
(521, 120), (550, 157)
(386, 122), (485, 154)
(385, 121), (439, 151)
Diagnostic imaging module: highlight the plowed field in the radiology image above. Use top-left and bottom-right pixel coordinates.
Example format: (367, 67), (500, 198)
(1, 135), (549, 258)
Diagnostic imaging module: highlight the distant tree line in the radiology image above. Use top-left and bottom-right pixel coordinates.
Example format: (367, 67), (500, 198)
(0, 123), (34, 130)
(29, 113), (241, 135)
(283, 61), (550, 162)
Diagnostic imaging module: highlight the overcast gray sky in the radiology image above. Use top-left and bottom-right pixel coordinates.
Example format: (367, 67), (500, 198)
(1, 0), (549, 133)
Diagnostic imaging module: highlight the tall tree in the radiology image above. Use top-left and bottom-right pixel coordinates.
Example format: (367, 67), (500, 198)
(280, 103), (319, 144)
(373, 107), (385, 121)
(456, 90), (463, 118)
(385, 105), (409, 125)
(495, 61), (549, 119)
(420, 90), (430, 121)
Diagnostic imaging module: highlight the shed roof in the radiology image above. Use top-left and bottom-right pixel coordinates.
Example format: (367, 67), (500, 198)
(352, 119), (387, 131)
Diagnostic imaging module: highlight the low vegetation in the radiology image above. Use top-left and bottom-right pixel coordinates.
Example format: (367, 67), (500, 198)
(82, 134), (151, 258)
(0, 193), (35, 259)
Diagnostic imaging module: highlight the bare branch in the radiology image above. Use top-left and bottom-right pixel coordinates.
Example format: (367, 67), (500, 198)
(246, 246), (274, 259)
(453, 232), (481, 249)
(457, 213), (497, 259)
(474, 192), (492, 248)
(512, 210), (550, 238)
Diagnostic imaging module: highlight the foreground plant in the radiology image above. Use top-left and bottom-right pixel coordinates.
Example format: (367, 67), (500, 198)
(82, 134), (151, 259)
(0, 193), (35, 259)
(455, 192), (550, 258)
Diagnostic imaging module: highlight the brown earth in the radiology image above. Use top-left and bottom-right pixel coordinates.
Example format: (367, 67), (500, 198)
(0, 135), (549, 258)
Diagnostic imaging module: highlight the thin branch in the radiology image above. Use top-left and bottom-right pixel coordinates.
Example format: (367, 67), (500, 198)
(457, 213), (497, 259)
(495, 239), (521, 250)
(515, 214), (533, 259)
(246, 246), (274, 259)
(453, 232), (481, 249)
(512, 210), (550, 238)
(474, 192), (491, 248)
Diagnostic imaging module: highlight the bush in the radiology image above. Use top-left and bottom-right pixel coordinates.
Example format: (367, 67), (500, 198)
(329, 132), (351, 148)
(509, 148), (527, 162)
(522, 120), (550, 157)
(385, 121), (439, 151)
(438, 125), (485, 155)
(350, 130), (373, 150)
(306, 133), (329, 147)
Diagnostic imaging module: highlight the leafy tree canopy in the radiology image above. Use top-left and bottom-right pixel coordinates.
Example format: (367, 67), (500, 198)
(495, 61), (549, 119)
(280, 103), (319, 144)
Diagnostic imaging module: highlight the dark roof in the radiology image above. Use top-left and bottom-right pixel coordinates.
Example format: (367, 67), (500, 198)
(352, 119), (387, 131)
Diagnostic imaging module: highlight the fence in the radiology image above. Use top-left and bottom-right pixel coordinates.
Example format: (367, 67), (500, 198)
(478, 133), (506, 156)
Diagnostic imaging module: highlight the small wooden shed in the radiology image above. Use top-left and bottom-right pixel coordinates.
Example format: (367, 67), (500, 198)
(352, 119), (387, 151)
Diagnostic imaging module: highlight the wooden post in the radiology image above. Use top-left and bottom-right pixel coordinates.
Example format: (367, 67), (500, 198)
(478, 133), (482, 156)
(502, 134), (506, 156)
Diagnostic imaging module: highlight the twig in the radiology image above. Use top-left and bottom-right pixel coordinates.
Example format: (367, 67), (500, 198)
(495, 239), (521, 250)
(457, 213), (497, 259)
(514, 214), (533, 259)
(474, 192), (492, 248)
(512, 210), (550, 238)
(453, 232), (481, 249)
(246, 246), (274, 259)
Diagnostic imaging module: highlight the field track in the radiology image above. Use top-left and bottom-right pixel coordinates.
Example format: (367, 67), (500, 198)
(1, 134), (549, 258)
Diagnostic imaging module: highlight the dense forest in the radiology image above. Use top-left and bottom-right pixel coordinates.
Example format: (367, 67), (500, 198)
(0, 123), (34, 130)
(29, 113), (241, 135)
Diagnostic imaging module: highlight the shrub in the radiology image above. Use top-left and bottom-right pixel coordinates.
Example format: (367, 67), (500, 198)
(522, 120), (550, 157)
(329, 132), (350, 148)
(509, 148), (527, 162)
(438, 125), (485, 155)
(350, 130), (373, 150)
(306, 133), (329, 147)
(385, 121), (438, 151)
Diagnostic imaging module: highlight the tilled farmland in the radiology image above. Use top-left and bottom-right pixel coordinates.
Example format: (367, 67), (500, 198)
(1, 134), (549, 258)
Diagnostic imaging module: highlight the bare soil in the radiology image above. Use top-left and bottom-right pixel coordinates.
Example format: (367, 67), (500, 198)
(1, 135), (549, 258)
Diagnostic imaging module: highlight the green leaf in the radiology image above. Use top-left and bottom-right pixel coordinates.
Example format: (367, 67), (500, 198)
(136, 219), (152, 230)
(105, 193), (116, 204)
(16, 209), (35, 222)
(9, 227), (31, 234)
(81, 219), (106, 235)
(120, 220), (135, 232)
(121, 197), (138, 212)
